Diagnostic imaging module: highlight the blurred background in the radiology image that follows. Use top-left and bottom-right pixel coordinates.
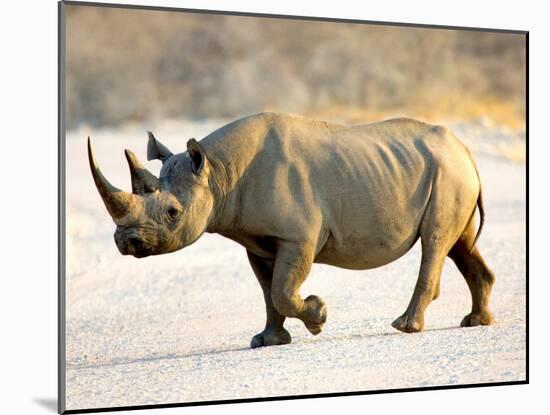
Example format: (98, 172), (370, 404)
(65, 5), (526, 132)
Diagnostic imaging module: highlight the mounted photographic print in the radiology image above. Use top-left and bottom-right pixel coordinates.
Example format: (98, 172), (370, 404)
(58, 1), (528, 413)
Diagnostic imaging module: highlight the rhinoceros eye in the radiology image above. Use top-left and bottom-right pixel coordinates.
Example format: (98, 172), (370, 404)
(167, 206), (180, 221)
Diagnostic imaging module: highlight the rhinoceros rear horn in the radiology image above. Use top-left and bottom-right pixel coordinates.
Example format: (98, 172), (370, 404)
(87, 137), (134, 219)
(124, 149), (160, 195)
(147, 131), (173, 163)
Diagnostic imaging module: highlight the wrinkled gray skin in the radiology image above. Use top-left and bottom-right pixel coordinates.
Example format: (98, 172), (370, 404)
(89, 112), (495, 348)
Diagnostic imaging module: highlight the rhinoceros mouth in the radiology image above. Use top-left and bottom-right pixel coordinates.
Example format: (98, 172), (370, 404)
(116, 237), (153, 258)
(126, 243), (153, 258)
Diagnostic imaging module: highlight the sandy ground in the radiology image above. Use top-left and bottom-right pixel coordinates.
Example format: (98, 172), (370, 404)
(64, 118), (526, 411)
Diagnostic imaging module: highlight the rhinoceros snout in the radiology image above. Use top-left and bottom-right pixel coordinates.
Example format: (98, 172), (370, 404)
(114, 231), (151, 258)
(127, 236), (144, 251)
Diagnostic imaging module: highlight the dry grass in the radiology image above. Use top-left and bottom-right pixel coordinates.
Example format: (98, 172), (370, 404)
(65, 5), (526, 131)
(415, 95), (525, 129)
(305, 96), (525, 130)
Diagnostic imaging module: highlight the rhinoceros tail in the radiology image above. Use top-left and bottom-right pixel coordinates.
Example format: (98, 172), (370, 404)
(470, 186), (485, 253)
(459, 140), (485, 253)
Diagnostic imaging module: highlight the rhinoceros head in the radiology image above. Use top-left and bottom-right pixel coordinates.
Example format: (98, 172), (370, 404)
(87, 133), (215, 258)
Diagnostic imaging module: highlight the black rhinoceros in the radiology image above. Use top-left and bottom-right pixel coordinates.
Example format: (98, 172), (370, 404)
(88, 112), (495, 348)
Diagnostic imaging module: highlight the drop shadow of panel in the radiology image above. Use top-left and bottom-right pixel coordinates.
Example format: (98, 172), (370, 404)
(34, 398), (57, 412)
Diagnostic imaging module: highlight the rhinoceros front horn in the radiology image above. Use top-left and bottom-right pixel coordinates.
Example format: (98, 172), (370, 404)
(124, 149), (160, 194)
(87, 137), (134, 219)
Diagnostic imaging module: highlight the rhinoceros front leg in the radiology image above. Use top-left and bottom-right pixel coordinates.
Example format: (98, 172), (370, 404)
(247, 250), (291, 348)
(271, 242), (327, 335)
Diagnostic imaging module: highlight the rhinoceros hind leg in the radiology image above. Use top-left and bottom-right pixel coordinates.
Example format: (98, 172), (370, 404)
(393, 172), (472, 334)
(448, 217), (495, 328)
(460, 310), (494, 327)
(247, 250), (291, 348)
(391, 313), (423, 333)
(392, 234), (451, 333)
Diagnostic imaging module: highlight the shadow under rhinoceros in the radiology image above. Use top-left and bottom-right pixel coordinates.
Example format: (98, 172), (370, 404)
(67, 325), (466, 372)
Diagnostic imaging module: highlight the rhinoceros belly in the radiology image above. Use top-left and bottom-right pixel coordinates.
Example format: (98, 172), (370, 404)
(313, 164), (430, 270)
(314, 226), (421, 270)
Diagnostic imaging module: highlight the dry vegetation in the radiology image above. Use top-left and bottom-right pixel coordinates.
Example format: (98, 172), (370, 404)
(65, 5), (526, 130)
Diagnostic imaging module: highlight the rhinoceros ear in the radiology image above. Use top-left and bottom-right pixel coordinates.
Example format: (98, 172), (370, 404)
(147, 131), (173, 163)
(187, 138), (205, 175)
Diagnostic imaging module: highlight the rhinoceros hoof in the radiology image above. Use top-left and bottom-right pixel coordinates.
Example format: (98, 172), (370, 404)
(461, 310), (494, 327)
(304, 321), (324, 335)
(250, 327), (292, 348)
(391, 314), (423, 333)
(303, 295), (327, 335)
